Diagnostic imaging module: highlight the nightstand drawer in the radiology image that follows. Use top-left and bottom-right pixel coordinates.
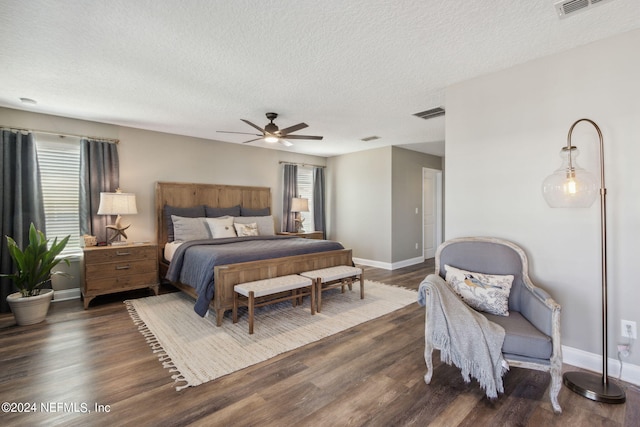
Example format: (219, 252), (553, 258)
(86, 272), (159, 292)
(86, 259), (157, 278)
(84, 246), (156, 264)
(82, 243), (159, 309)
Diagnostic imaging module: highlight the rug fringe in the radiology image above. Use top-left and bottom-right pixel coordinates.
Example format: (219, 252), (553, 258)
(125, 300), (190, 391)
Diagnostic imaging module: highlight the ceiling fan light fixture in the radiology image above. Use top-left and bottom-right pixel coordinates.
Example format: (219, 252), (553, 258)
(264, 135), (279, 143)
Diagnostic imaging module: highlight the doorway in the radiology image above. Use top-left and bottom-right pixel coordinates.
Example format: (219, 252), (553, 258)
(422, 168), (443, 259)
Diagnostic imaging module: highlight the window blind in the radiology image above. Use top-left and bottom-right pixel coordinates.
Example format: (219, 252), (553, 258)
(35, 135), (82, 256)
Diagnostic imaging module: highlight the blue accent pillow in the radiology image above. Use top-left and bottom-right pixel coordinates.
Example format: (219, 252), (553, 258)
(164, 204), (205, 241)
(240, 206), (270, 216)
(205, 205), (241, 218)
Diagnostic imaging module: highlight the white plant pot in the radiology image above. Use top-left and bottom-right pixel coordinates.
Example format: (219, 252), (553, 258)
(6, 288), (54, 326)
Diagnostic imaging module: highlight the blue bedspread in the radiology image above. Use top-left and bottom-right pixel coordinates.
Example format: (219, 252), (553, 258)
(166, 235), (344, 316)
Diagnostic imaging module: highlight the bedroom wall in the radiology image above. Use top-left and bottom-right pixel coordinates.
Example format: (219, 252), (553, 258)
(391, 146), (443, 265)
(327, 146), (392, 265)
(0, 107), (327, 290)
(445, 29), (640, 380)
(327, 145), (443, 268)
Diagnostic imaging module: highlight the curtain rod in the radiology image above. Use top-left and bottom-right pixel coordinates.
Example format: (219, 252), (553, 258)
(279, 161), (326, 169)
(1, 126), (119, 144)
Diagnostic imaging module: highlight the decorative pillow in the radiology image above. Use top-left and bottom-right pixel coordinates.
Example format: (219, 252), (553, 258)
(205, 216), (237, 238)
(205, 205), (241, 218)
(171, 215), (210, 241)
(234, 222), (259, 237)
(164, 204), (205, 241)
(240, 206), (270, 216)
(234, 215), (275, 236)
(444, 264), (514, 316)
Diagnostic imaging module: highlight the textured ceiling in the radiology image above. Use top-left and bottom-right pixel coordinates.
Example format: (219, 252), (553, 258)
(1, 0), (639, 157)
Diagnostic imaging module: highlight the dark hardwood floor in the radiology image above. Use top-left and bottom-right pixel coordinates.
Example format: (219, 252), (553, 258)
(1, 260), (638, 426)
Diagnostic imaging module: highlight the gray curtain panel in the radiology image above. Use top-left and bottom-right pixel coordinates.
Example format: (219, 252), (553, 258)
(282, 164), (297, 232)
(0, 130), (46, 312)
(313, 167), (326, 239)
(79, 138), (119, 244)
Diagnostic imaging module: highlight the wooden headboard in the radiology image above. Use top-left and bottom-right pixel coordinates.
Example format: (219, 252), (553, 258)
(155, 182), (271, 262)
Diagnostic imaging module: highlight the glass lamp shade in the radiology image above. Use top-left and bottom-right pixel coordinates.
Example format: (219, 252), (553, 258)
(542, 146), (598, 208)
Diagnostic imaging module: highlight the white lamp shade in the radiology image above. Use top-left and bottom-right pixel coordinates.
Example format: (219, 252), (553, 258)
(291, 197), (309, 212)
(542, 147), (598, 208)
(97, 192), (138, 215)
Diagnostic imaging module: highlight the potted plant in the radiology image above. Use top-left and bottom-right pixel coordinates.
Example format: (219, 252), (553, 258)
(1, 223), (70, 325)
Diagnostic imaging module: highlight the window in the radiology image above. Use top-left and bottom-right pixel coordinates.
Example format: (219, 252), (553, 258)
(35, 135), (82, 256)
(297, 167), (315, 232)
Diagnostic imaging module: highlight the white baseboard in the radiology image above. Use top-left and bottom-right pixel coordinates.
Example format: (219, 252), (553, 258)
(53, 287), (81, 302)
(353, 256), (425, 271)
(562, 345), (640, 386)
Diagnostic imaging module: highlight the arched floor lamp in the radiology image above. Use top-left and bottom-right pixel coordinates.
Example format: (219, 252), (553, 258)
(542, 118), (625, 403)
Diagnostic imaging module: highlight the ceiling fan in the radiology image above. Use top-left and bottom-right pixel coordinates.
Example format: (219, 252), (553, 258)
(217, 112), (323, 147)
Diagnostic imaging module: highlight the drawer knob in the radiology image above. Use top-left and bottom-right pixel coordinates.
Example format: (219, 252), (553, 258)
(115, 265), (131, 270)
(116, 251), (131, 256)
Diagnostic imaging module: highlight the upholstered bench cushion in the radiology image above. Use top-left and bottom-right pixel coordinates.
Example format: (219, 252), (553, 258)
(299, 265), (362, 282)
(482, 311), (553, 360)
(234, 275), (313, 298)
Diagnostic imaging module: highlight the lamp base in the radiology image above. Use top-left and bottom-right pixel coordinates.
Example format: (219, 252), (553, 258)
(563, 371), (625, 404)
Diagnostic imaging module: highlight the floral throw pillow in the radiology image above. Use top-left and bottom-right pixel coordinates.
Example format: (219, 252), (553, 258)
(234, 222), (259, 237)
(444, 264), (514, 316)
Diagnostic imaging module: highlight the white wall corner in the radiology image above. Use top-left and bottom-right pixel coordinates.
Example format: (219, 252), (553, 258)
(353, 256), (425, 271)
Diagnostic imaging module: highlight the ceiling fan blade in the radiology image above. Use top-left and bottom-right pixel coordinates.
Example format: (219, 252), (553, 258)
(241, 119), (266, 133)
(282, 134), (323, 140)
(278, 139), (294, 147)
(242, 138), (263, 144)
(278, 122), (308, 135)
(217, 130), (261, 136)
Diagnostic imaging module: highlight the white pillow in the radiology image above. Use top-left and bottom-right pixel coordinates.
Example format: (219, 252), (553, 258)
(444, 264), (514, 316)
(171, 216), (210, 241)
(234, 215), (275, 236)
(205, 216), (237, 238)
(234, 222), (259, 237)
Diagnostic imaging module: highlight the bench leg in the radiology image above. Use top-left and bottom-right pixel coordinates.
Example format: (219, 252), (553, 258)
(248, 291), (255, 334)
(316, 278), (323, 313)
(233, 291), (239, 323)
(310, 282), (316, 315)
(359, 273), (365, 299)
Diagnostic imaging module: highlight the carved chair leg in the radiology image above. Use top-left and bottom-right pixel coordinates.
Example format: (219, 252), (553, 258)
(423, 293), (434, 384)
(549, 367), (563, 413)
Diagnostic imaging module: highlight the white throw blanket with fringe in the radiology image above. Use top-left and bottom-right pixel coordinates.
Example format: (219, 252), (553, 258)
(418, 274), (508, 399)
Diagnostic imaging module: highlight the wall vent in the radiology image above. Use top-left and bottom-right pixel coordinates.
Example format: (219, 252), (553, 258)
(413, 107), (445, 120)
(554, 0), (615, 18)
(361, 136), (380, 142)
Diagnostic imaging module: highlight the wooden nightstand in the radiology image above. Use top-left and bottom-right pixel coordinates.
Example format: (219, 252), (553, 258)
(83, 243), (159, 309)
(277, 231), (324, 240)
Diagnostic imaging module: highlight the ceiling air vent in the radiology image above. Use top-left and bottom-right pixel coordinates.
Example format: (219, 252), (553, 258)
(554, 0), (616, 18)
(361, 136), (380, 142)
(413, 107), (445, 120)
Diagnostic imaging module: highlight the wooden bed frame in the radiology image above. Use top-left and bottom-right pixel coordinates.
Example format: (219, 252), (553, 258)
(155, 181), (353, 326)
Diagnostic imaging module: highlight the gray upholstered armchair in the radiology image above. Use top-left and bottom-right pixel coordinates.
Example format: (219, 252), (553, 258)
(421, 237), (562, 413)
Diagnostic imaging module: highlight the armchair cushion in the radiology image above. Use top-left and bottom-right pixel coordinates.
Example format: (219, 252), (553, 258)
(482, 311), (553, 360)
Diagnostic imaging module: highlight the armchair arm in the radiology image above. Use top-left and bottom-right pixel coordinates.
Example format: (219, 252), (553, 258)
(518, 278), (561, 338)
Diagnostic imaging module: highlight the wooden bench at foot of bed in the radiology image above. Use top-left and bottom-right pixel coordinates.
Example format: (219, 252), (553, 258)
(170, 248), (354, 326)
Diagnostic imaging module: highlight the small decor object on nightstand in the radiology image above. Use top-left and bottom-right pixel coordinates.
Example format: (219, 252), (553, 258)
(97, 188), (138, 245)
(291, 197), (309, 233)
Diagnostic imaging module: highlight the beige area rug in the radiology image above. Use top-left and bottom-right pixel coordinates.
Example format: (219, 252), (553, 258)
(125, 280), (417, 390)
